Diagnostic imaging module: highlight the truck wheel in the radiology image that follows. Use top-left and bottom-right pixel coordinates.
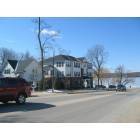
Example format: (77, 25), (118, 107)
(16, 94), (26, 104)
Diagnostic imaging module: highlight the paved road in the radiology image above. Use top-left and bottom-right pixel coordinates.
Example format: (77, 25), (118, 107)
(0, 89), (140, 123)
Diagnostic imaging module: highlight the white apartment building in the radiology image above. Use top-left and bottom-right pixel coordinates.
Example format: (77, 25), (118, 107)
(44, 55), (93, 88)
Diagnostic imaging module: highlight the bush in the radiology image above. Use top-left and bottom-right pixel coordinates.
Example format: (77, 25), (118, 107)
(54, 80), (65, 89)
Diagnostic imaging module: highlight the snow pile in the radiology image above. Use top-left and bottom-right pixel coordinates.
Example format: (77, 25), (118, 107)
(46, 89), (64, 93)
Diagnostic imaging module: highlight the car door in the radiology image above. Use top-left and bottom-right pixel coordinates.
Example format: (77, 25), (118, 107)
(6, 79), (17, 99)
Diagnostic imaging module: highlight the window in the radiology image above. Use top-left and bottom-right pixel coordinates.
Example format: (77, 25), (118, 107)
(56, 62), (58, 67)
(66, 61), (72, 67)
(45, 71), (49, 75)
(66, 73), (71, 77)
(61, 71), (64, 76)
(74, 72), (81, 77)
(50, 70), (53, 76)
(84, 64), (87, 67)
(61, 62), (64, 67)
(4, 69), (11, 74)
(88, 72), (92, 77)
(74, 62), (80, 68)
(88, 63), (92, 69)
(56, 62), (64, 67)
(57, 71), (64, 77)
(58, 62), (61, 67)
(78, 72), (80, 76)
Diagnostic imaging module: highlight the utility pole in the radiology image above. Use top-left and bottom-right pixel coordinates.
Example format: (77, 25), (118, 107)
(52, 48), (55, 93)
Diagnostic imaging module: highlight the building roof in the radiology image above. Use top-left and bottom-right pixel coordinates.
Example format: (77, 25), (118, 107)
(44, 64), (54, 71)
(44, 55), (80, 64)
(16, 59), (34, 73)
(77, 57), (88, 63)
(7, 60), (18, 70)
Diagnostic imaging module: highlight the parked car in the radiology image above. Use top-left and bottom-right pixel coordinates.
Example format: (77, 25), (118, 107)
(0, 77), (32, 104)
(95, 85), (106, 90)
(108, 85), (116, 91)
(116, 84), (126, 92)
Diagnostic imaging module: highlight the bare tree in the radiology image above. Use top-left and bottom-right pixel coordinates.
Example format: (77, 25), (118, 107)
(100, 67), (111, 86)
(0, 47), (18, 66)
(22, 51), (34, 60)
(33, 17), (59, 90)
(115, 65), (135, 86)
(87, 45), (108, 86)
(58, 47), (71, 55)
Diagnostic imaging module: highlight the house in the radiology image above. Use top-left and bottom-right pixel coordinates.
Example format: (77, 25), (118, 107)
(2, 60), (18, 78)
(1, 59), (42, 85)
(43, 54), (93, 89)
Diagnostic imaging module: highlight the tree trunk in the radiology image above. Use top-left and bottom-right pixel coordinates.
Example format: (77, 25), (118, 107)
(38, 17), (45, 90)
(97, 77), (100, 86)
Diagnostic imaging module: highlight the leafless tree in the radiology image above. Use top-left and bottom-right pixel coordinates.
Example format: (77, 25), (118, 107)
(100, 67), (111, 86)
(33, 17), (59, 90)
(58, 47), (71, 55)
(0, 47), (18, 66)
(87, 45), (108, 86)
(115, 65), (135, 86)
(22, 51), (34, 60)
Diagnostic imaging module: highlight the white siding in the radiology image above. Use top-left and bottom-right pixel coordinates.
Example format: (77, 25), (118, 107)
(45, 58), (93, 78)
(2, 63), (17, 77)
(22, 61), (42, 82)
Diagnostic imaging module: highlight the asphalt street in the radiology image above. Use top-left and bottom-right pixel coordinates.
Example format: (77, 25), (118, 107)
(0, 89), (140, 123)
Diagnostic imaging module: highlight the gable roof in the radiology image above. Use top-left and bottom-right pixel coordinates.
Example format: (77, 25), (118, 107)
(16, 59), (34, 73)
(77, 57), (88, 63)
(44, 55), (80, 64)
(7, 60), (18, 70)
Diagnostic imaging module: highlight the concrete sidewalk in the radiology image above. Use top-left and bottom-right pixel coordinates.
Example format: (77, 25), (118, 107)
(31, 89), (113, 97)
(31, 88), (140, 98)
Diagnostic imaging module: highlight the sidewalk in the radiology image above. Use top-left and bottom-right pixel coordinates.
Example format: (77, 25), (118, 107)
(31, 89), (113, 97)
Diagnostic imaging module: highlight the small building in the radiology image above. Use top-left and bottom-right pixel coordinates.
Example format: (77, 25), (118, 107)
(1, 59), (42, 86)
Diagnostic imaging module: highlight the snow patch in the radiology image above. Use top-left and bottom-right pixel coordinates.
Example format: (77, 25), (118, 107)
(46, 89), (64, 93)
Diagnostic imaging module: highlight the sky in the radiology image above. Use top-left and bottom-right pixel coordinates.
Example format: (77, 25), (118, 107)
(0, 17), (140, 72)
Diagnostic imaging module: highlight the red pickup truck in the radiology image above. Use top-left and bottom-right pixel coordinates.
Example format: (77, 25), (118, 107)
(0, 77), (32, 104)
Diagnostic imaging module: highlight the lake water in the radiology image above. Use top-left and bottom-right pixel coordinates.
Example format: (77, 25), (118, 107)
(93, 77), (140, 88)
(128, 77), (140, 88)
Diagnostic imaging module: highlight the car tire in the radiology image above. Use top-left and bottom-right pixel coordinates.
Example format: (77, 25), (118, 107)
(16, 94), (26, 104)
